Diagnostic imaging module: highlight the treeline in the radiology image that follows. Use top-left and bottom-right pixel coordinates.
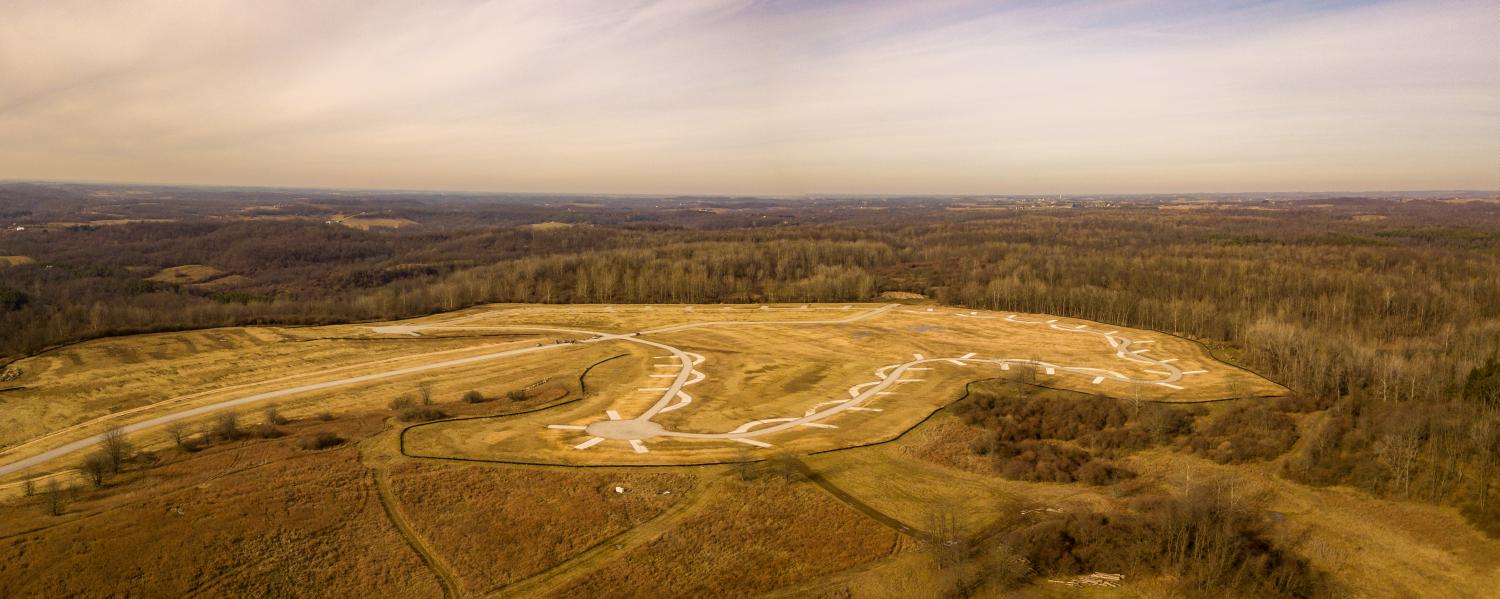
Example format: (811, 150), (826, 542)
(2, 195), (1498, 529)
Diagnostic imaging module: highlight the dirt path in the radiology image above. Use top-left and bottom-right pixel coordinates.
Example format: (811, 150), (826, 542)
(364, 446), (462, 599)
(785, 457), (934, 542)
(490, 475), (717, 598)
(2, 304), (1199, 474)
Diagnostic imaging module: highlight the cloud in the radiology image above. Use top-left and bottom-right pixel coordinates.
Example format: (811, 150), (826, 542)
(0, 0), (1494, 194)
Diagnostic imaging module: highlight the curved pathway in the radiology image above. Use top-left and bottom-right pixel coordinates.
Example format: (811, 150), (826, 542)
(0, 305), (1202, 474)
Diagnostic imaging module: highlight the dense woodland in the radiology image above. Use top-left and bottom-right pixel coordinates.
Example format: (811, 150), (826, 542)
(3, 183), (1499, 582)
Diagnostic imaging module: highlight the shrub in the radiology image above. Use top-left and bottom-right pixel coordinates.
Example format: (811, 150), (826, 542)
(1076, 460), (1137, 486)
(993, 440), (1093, 483)
(316, 411), (335, 421)
(461, 390), (487, 403)
(251, 422), (285, 439)
(80, 453), (112, 488)
(505, 389), (527, 402)
(389, 396), (416, 411)
(263, 405), (289, 425)
(1004, 483), (1332, 598)
(212, 411), (243, 441)
(299, 431), (345, 450)
(1189, 404), (1299, 463)
(98, 428), (132, 473)
(398, 406), (448, 422)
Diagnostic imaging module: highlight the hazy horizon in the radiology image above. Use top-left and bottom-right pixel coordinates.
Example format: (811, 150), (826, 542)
(3, 0), (1496, 195)
(3, 177), (1494, 200)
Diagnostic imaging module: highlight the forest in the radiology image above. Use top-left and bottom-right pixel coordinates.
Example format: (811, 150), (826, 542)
(3, 183), (1498, 544)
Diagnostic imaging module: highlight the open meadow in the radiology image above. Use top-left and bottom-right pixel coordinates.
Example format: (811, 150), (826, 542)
(0, 301), (1490, 598)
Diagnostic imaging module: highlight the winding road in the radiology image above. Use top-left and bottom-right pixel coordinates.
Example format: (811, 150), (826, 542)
(0, 304), (1203, 475)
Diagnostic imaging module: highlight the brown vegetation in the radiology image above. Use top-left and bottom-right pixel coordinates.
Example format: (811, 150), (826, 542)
(0, 415), (440, 598)
(386, 463), (694, 594)
(553, 477), (896, 598)
(1003, 479), (1332, 598)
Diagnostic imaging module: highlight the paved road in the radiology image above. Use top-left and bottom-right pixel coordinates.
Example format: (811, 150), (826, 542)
(0, 338), (577, 477)
(0, 307), (894, 476)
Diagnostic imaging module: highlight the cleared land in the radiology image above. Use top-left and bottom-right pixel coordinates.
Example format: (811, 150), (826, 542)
(1, 304), (1493, 598)
(0, 415), (441, 598)
(146, 264), (226, 284)
(1, 302), (1280, 480)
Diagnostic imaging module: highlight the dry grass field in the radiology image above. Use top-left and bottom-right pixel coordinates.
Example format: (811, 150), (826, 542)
(22, 302), (1468, 598)
(0, 326), (586, 459)
(399, 303), (1280, 466)
(387, 463), (694, 595)
(0, 415), (441, 598)
(0, 255), (34, 267)
(2, 302), (1280, 485)
(551, 476), (898, 599)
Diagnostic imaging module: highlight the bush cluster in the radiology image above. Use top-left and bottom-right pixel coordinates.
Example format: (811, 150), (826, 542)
(1003, 483), (1332, 598)
(954, 385), (1179, 484)
(1188, 404), (1299, 464)
(299, 431), (345, 450)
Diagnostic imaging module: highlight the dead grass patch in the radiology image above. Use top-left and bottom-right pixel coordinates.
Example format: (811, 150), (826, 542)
(388, 463), (693, 594)
(553, 476), (896, 598)
(0, 415), (439, 598)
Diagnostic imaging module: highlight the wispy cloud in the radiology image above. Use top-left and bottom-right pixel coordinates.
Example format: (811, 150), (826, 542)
(0, 0), (1493, 194)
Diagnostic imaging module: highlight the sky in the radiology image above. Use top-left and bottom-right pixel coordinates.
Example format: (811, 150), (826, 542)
(0, 0), (1495, 195)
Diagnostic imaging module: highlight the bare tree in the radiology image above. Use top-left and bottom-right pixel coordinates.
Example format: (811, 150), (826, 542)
(732, 449), (759, 481)
(22, 477), (35, 497)
(263, 405), (288, 425)
(164, 421), (190, 450)
(99, 428), (132, 473)
(81, 453), (111, 487)
(213, 411), (242, 441)
(1129, 381), (1145, 416)
(1376, 429), (1421, 498)
(766, 451), (804, 482)
(418, 383), (433, 406)
(43, 480), (66, 516)
(926, 501), (984, 596)
(1472, 414), (1497, 514)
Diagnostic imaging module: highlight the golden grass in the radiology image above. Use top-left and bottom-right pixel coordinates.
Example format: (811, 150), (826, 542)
(0, 416), (440, 598)
(455, 302), (889, 331)
(405, 304), (1278, 465)
(388, 463), (694, 595)
(551, 476), (898, 598)
(803, 445), (1018, 536)
(0, 328), (611, 482)
(1127, 451), (1500, 599)
(4, 302), (1280, 478)
(0, 255), (34, 267)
